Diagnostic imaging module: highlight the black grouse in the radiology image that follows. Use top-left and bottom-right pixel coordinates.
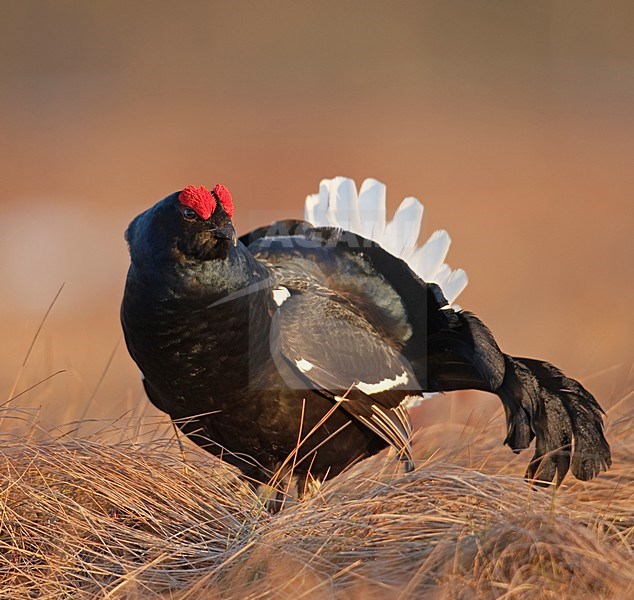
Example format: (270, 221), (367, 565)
(121, 178), (611, 497)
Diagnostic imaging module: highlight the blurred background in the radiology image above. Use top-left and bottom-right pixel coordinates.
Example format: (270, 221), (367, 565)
(1, 1), (632, 435)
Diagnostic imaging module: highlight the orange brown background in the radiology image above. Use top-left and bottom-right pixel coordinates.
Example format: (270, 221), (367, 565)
(1, 1), (632, 432)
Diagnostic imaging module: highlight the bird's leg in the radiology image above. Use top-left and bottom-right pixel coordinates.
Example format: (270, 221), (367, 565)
(261, 463), (298, 513)
(383, 445), (415, 474)
(296, 472), (324, 501)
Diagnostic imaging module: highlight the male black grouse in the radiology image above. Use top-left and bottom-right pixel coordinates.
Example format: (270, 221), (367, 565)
(121, 178), (611, 496)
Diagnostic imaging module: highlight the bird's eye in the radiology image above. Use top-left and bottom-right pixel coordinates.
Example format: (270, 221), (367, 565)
(181, 206), (198, 220)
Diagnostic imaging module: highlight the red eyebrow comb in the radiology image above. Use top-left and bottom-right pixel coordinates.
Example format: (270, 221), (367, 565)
(178, 185), (216, 220)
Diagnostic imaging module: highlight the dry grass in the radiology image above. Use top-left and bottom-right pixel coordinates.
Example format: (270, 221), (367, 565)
(1, 402), (632, 599)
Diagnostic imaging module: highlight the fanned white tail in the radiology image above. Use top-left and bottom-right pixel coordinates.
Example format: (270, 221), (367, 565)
(304, 176), (468, 306)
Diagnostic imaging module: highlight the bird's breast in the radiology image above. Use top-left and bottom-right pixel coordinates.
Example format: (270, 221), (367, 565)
(121, 267), (275, 410)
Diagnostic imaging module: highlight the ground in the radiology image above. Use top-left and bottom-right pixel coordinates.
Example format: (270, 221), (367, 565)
(1, 391), (631, 599)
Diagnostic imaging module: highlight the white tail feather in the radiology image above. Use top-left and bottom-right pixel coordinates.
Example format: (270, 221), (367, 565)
(326, 177), (362, 235)
(383, 197), (424, 260)
(303, 177), (468, 305)
(304, 194), (321, 225)
(411, 229), (451, 281)
(357, 178), (386, 241)
(430, 263), (451, 290)
(439, 268), (468, 305)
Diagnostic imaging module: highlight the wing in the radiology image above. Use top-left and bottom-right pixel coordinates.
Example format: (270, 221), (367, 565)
(247, 223), (610, 485)
(248, 226), (453, 467)
(271, 288), (417, 466)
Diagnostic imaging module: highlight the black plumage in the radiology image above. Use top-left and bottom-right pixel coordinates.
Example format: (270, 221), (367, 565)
(121, 186), (611, 497)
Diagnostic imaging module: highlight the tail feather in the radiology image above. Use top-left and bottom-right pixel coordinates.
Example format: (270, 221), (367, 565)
(303, 176), (467, 305)
(502, 356), (574, 484)
(423, 311), (611, 484)
(496, 356), (535, 451)
(512, 357), (611, 482)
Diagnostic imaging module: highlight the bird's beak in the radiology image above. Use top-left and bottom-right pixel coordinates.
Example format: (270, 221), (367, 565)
(211, 223), (238, 246)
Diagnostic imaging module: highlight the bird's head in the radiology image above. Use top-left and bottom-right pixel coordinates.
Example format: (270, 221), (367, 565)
(126, 184), (237, 266)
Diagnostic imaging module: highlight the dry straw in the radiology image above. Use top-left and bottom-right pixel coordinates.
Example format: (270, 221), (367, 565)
(1, 403), (632, 599)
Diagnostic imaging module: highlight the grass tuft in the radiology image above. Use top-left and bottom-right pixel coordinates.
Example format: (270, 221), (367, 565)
(0, 404), (632, 599)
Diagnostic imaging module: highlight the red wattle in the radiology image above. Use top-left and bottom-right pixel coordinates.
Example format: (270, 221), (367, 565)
(179, 185), (216, 220)
(213, 184), (234, 218)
